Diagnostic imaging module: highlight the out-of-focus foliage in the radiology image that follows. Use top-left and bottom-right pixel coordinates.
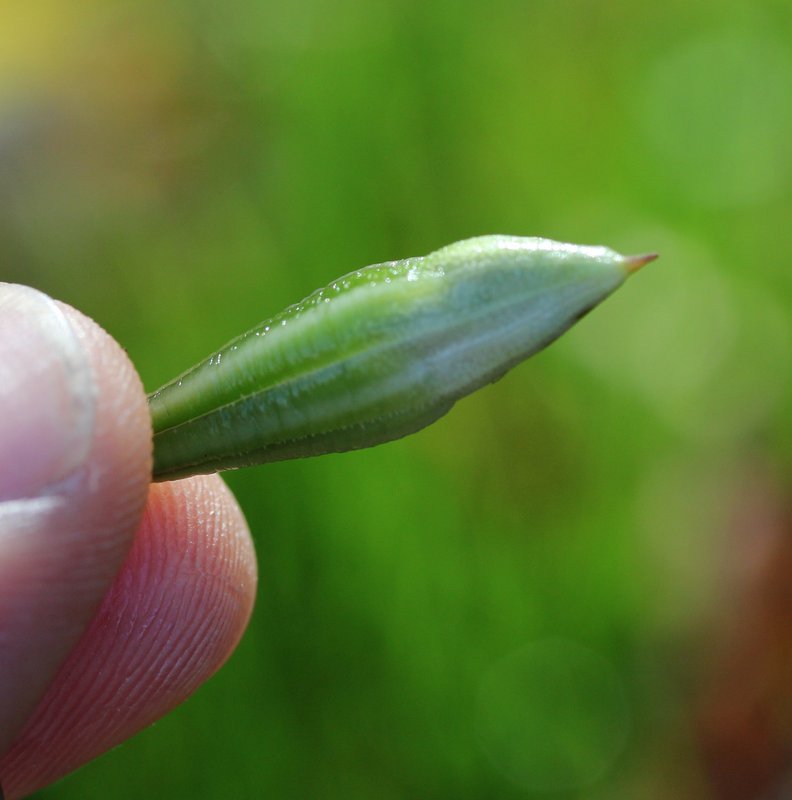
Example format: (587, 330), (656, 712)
(2, 1), (791, 797)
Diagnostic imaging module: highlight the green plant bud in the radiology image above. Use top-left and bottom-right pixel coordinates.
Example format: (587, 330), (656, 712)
(149, 236), (655, 481)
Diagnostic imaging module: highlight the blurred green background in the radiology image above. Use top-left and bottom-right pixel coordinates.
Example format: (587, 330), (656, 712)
(2, 0), (792, 797)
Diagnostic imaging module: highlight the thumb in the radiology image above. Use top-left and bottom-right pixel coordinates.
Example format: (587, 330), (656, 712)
(0, 284), (152, 755)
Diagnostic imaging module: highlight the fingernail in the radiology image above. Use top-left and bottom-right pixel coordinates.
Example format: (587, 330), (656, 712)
(0, 285), (96, 498)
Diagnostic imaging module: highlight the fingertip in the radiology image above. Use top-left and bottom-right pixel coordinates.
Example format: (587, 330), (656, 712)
(0, 474), (256, 798)
(53, 299), (154, 515)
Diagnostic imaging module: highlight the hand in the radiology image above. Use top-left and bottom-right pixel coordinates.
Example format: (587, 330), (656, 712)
(0, 284), (257, 799)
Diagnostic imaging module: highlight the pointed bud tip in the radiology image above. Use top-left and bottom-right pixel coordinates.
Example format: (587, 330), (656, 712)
(623, 252), (659, 275)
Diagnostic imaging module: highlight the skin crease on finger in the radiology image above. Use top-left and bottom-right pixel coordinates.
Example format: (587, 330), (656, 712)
(0, 475), (257, 800)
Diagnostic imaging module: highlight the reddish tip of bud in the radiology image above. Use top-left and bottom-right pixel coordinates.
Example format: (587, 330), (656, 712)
(623, 253), (659, 274)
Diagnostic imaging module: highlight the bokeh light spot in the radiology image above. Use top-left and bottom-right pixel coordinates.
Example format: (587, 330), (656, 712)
(639, 32), (792, 207)
(568, 227), (792, 442)
(476, 639), (630, 792)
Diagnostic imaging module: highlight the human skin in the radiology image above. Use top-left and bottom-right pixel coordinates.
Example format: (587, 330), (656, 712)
(0, 284), (257, 799)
